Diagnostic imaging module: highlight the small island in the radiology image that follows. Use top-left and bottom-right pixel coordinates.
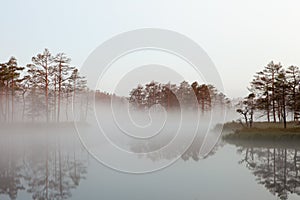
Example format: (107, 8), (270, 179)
(222, 61), (300, 142)
(222, 121), (300, 140)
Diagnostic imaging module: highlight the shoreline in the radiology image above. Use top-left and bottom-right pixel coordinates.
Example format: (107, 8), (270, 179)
(221, 121), (300, 140)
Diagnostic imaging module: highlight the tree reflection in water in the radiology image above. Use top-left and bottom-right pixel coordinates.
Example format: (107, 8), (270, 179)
(0, 132), (88, 200)
(130, 132), (224, 162)
(233, 141), (300, 200)
(0, 136), (25, 200)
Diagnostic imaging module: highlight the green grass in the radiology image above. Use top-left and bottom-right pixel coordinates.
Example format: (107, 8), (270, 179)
(221, 121), (300, 140)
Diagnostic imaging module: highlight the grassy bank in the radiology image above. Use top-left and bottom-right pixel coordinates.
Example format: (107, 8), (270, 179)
(221, 121), (300, 140)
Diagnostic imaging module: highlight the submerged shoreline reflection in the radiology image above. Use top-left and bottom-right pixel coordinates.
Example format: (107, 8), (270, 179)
(0, 129), (88, 200)
(229, 140), (300, 200)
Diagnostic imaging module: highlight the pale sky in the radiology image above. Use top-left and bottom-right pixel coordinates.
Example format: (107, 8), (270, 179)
(1, 0), (300, 98)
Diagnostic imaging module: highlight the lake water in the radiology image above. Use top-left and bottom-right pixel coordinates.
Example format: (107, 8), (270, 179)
(1, 125), (300, 200)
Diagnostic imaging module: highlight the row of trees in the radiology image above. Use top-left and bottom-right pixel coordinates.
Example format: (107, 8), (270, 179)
(0, 49), (87, 123)
(1, 49), (232, 122)
(237, 61), (300, 128)
(129, 81), (231, 112)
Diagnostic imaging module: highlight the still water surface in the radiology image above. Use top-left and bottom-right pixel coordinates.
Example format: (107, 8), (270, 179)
(1, 126), (300, 200)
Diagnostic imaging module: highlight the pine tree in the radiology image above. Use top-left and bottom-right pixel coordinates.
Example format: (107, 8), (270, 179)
(53, 53), (73, 122)
(276, 69), (288, 128)
(286, 65), (300, 121)
(31, 49), (54, 122)
(263, 61), (282, 122)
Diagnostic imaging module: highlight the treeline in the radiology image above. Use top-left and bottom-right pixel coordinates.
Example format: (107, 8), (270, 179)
(129, 81), (231, 112)
(0, 49), (87, 123)
(95, 90), (126, 104)
(237, 61), (300, 128)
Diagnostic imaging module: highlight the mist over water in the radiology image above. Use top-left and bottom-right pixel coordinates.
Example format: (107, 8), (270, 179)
(2, 1), (300, 198)
(3, 121), (300, 200)
(71, 95), (228, 173)
(2, 99), (300, 200)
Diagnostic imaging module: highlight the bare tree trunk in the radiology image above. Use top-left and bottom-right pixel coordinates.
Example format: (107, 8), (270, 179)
(57, 64), (62, 123)
(85, 93), (89, 121)
(66, 93), (69, 121)
(277, 98), (281, 122)
(201, 96), (204, 114)
(45, 61), (49, 123)
(5, 83), (9, 122)
(54, 77), (57, 122)
(31, 91), (34, 122)
(11, 79), (14, 122)
(282, 84), (287, 128)
(244, 113), (248, 127)
(293, 87), (297, 121)
(0, 92), (2, 121)
(272, 73), (276, 123)
(249, 111), (253, 128)
(266, 91), (270, 122)
(0, 89), (4, 121)
(22, 92), (25, 121)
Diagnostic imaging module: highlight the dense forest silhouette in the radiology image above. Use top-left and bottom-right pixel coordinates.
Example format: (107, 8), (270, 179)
(128, 81), (231, 112)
